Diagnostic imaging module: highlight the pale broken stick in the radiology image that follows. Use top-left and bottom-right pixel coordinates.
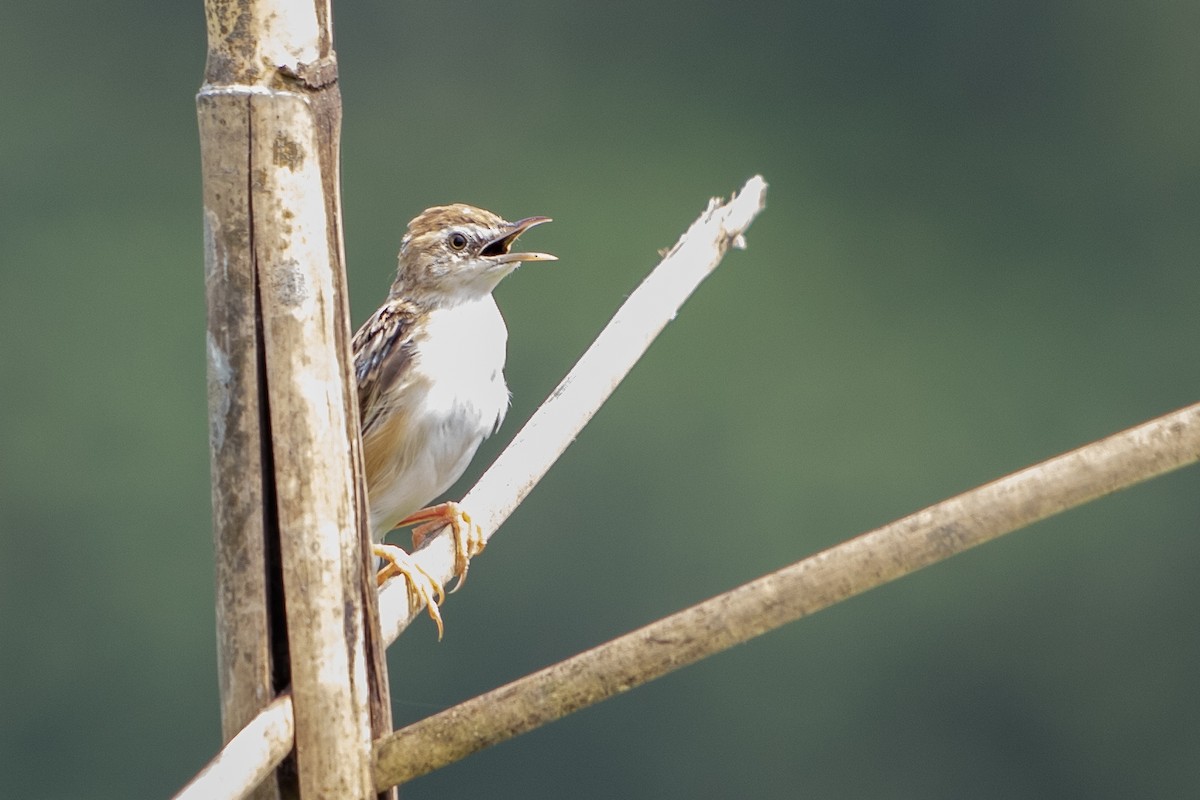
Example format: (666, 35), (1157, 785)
(375, 175), (769, 645)
(173, 175), (769, 800)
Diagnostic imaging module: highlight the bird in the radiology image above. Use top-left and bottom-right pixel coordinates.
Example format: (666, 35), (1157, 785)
(353, 204), (555, 637)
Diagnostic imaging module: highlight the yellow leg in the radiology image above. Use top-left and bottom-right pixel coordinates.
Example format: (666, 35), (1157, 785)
(400, 501), (486, 592)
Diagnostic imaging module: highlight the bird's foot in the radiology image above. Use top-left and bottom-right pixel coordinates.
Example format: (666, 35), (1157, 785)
(372, 543), (445, 639)
(400, 501), (486, 592)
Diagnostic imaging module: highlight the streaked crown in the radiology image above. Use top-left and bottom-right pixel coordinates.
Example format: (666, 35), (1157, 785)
(391, 204), (554, 303)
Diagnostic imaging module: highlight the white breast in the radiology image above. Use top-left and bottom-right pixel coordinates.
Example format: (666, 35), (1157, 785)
(367, 295), (510, 538)
(417, 297), (510, 428)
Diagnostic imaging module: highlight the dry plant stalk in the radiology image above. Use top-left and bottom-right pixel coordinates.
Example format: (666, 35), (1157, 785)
(372, 400), (1200, 789)
(185, 127), (1199, 796)
(196, 0), (392, 798)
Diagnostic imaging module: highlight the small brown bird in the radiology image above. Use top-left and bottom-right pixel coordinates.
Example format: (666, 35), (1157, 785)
(354, 204), (554, 635)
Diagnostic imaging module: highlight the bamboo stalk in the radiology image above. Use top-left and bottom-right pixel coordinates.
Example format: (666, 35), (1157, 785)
(199, 91), (277, 800)
(251, 91), (375, 799)
(197, 1), (391, 798)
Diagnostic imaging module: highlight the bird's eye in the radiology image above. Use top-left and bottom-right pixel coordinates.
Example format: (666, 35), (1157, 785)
(448, 232), (469, 251)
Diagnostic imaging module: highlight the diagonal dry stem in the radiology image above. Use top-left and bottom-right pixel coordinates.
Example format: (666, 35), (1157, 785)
(372, 401), (1200, 789)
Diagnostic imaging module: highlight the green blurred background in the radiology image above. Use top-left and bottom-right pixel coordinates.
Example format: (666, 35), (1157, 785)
(2, 1), (1198, 797)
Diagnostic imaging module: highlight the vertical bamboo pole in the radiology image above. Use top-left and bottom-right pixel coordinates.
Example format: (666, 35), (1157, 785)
(198, 1), (394, 798)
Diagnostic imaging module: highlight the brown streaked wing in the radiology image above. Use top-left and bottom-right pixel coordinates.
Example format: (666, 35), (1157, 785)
(353, 301), (419, 434)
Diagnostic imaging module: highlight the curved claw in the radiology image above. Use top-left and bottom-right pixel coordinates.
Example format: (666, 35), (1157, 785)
(372, 543), (445, 639)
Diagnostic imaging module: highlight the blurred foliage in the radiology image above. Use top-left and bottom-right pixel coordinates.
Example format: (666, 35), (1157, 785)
(1, 1), (1198, 798)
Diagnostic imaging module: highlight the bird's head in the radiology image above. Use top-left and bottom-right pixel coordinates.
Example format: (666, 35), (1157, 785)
(391, 204), (555, 305)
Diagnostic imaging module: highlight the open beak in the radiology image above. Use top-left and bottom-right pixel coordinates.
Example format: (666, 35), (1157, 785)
(484, 216), (557, 263)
